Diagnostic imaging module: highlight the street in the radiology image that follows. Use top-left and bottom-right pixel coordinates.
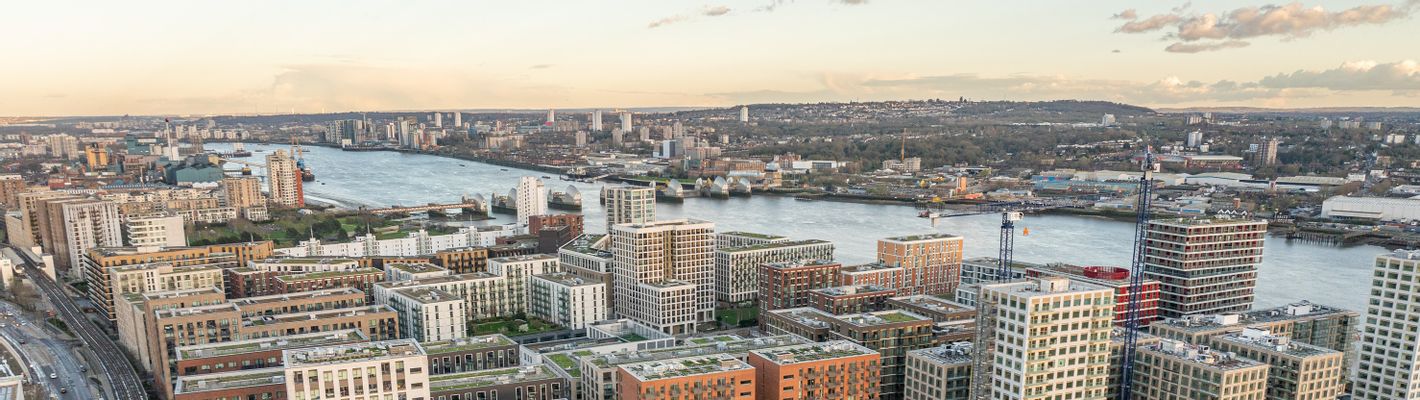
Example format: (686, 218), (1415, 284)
(5, 245), (147, 400)
(0, 301), (99, 400)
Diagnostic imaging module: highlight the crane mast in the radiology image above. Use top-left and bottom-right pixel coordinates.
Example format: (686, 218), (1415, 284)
(1117, 150), (1158, 399)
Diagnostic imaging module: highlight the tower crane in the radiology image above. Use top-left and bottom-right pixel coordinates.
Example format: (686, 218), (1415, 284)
(1117, 150), (1159, 400)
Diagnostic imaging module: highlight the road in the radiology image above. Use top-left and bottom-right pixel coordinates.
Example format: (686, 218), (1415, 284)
(5, 245), (147, 400)
(0, 301), (99, 400)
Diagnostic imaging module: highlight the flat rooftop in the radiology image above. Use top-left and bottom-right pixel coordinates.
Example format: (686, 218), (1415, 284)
(762, 259), (838, 270)
(233, 287), (363, 307)
(561, 236), (612, 258)
(489, 254), (557, 263)
(387, 262), (447, 274)
(173, 367), (285, 395)
(750, 341), (877, 365)
(245, 305), (392, 327)
(813, 284), (894, 297)
(275, 267), (381, 283)
(393, 287), (462, 304)
(252, 257), (356, 266)
(981, 277), (1108, 298)
(620, 354), (751, 381)
(639, 279), (696, 290)
(837, 310), (928, 326)
(1155, 301), (1355, 333)
(910, 342), (974, 366)
(533, 272), (600, 287)
(1145, 340), (1264, 371)
(1150, 217), (1265, 227)
(110, 261), (223, 274)
(284, 339), (425, 367)
(839, 262), (903, 274)
(721, 239), (831, 253)
(176, 329), (366, 360)
(423, 334), (516, 355)
(1213, 329), (1340, 358)
(374, 273), (501, 290)
(431, 365), (560, 392)
(882, 233), (961, 243)
(720, 231), (787, 240)
(889, 295), (973, 313)
(585, 335), (808, 368)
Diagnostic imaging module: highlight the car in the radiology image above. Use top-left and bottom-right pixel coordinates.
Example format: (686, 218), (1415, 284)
(79, 366), (86, 372)
(58, 388), (66, 394)
(48, 373), (56, 379)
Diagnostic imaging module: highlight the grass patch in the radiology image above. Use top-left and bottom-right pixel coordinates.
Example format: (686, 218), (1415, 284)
(715, 306), (759, 327)
(46, 318), (72, 337)
(471, 317), (560, 336)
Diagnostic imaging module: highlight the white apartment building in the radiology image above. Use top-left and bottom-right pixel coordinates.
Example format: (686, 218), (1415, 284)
(516, 176), (548, 226)
(283, 339), (430, 400)
(713, 239), (833, 304)
(385, 287), (467, 342)
(385, 262), (452, 282)
(276, 225), (520, 258)
(601, 185), (655, 229)
(246, 257), (361, 274)
(373, 274), (518, 321)
(488, 254), (560, 314)
(265, 149), (302, 208)
(611, 219), (716, 335)
(979, 277), (1115, 400)
(529, 272), (608, 329)
(1355, 250), (1420, 400)
(124, 213), (187, 247)
(715, 231), (788, 248)
(57, 199), (124, 279)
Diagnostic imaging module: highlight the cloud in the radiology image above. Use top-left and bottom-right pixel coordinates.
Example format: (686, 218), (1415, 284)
(648, 5), (734, 28)
(1260, 60), (1420, 91)
(1114, 1), (1419, 52)
(838, 0), (869, 4)
(529, 64), (554, 70)
(1165, 40), (1251, 53)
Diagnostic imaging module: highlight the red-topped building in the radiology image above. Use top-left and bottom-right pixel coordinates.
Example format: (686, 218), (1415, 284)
(1025, 264), (1161, 327)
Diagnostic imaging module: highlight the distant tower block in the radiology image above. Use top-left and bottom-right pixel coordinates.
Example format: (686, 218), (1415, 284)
(739, 106), (749, 123)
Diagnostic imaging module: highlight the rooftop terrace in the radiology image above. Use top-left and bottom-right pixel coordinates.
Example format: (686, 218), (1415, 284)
(1214, 328), (1339, 358)
(751, 341), (876, 365)
(814, 284), (894, 297)
(762, 259), (838, 270)
(176, 329), (366, 360)
(253, 257), (356, 266)
(720, 231), (787, 240)
(911, 342), (974, 365)
(394, 287), (462, 304)
(889, 295), (972, 313)
(284, 339), (424, 367)
(533, 272), (600, 287)
(837, 310), (927, 326)
(387, 262), (447, 274)
(620, 354), (750, 381)
(431, 365), (559, 392)
(244, 305), (392, 327)
(423, 334), (516, 355)
(173, 367), (285, 394)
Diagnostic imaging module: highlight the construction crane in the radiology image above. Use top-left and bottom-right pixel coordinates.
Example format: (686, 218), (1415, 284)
(1116, 150), (1160, 400)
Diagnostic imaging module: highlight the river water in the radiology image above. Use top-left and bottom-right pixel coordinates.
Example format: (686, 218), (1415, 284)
(213, 143), (1382, 313)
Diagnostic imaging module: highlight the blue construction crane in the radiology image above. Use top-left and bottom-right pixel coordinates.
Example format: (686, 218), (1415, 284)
(1117, 150), (1160, 400)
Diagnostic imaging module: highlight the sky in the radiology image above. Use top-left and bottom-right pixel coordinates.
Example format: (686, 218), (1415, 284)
(2, 0), (1419, 116)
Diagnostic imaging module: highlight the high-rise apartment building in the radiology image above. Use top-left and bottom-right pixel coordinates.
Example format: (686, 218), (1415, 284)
(876, 233), (964, 295)
(1253, 137), (1280, 166)
(591, 110), (603, 131)
(1355, 250), (1420, 400)
(611, 219), (715, 334)
(49, 198), (124, 278)
(1207, 328), (1345, 400)
(373, 273), (518, 321)
(124, 213), (187, 247)
(265, 149), (303, 208)
(619, 111), (632, 133)
(284, 339), (430, 400)
(530, 272), (608, 329)
(516, 176), (548, 226)
(717, 231), (789, 248)
(0, 174), (29, 209)
(715, 239), (833, 305)
(905, 343), (973, 400)
(1024, 264), (1161, 326)
(602, 185), (655, 229)
(386, 287), (466, 342)
(978, 277), (1114, 400)
(747, 341), (882, 400)
(758, 260), (842, 312)
(760, 308), (933, 400)
(220, 176), (264, 210)
(1143, 218), (1267, 318)
(83, 242), (271, 319)
(1132, 340), (1269, 400)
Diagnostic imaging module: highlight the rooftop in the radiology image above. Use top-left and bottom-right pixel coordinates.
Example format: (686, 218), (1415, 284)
(839, 262), (903, 274)
(393, 287), (462, 305)
(284, 339), (425, 367)
(882, 233), (961, 243)
(910, 342), (974, 365)
(762, 259), (838, 271)
(110, 261), (223, 274)
(422, 334), (517, 355)
(375, 273), (502, 290)
(1214, 328), (1339, 358)
(274, 267), (381, 283)
(751, 341), (877, 365)
(889, 295), (973, 313)
(720, 231), (787, 240)
(1146, 339), (1264, 371)
(430, 365), (560, 392)
(533, 272), (599, 287)
(173, 367), (285, 394)
(244, 305), (392, 327)
(387, 262), (447, 274)
(813, 284), (895, 297)
(585, 335), (808, 368)
(233, 287), (363, 307)
(175, 330), (366, 360)
(837, 310), (928, 326)
(252, 257), (356, 266)
(1149, 217), (1265, 228)
(489, 253), (558, 263)
(981, 277), (1109, 298)
(1155, 301), (1355, 332)
(561, 235), (612, 258)
(620, 354), (751, 381)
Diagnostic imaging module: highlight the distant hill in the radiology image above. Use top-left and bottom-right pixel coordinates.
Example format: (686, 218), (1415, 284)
(1158, 107), (1420, 114)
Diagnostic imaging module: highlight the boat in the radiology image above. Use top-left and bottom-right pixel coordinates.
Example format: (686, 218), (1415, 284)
(500, 168), (509, 171)
(301, 169), (315, 182)
(548, 185), (583, 211)
(541, 176), (552, 179)
(459, 164), (467, 167)
(794, 197), (814, 202)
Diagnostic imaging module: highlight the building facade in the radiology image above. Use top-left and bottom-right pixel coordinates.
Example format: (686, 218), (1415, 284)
(611, 219), (716, 334)
(1142, 218), (1266, 318)
(978, 277), (1114, 400)
(715, 239), (833, 305)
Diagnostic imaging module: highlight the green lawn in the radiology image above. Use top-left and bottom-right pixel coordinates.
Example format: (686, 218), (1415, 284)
(470, 317), (561, 336)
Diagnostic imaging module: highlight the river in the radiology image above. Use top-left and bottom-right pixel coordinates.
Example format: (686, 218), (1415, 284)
(212, 142), (1383, 313)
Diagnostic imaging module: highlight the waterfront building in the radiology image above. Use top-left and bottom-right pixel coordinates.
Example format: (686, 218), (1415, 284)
(1024, 263), (1161, 326)
(1355, 250), (1420, 400)
(385, 287), (467, 342)
(265, 149), (303, 208)
(1132, 339), (1269, 400)
(220, 176), (264, 210)
(716, 231), (788, 248)
(904, 342), (972, 400)
(838, 262), (903, 289)
(530, 272), (608, 329)
(747, 341), (882, 400)
(610, 219), (716, 334)
(714, 239), (833, 305)
(516, 176), (548, 226)
(615, 354), (755, 400)
(977, 277), (1114, 400)
(602, 185), (655, 228)
(283, 339), (430, 400)
(1207, 328), (1345, 400)
(124, 213), (186, 247)
(758, 260), (842, 312)
(876, 233), (964, 295)
(1143, 217), (1267, 318)
(278, 225), (523, 259)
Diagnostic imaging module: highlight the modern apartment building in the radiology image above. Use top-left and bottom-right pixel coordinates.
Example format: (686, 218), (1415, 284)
(716, 231), (788, 248)
(220, 176), (265, 210)
(904, 342), (973, 400)
(567, 334), (808, 400)
(1131, 340), (1269, 400)
(714, 239), (833, 305)
(423, 334), (520, 374)
(530, 272), (608, 329)
(106, 261), (225, 320)
(1207, 328), (1345, 400)
(489, 254), (561, 315)
(601, 185), (655, 228)
(431, 364), (566, 400)
(372, 273), (519, 321)
(978, 277), (1114, 400)
(115, 287), (227, 372)
(610, 219), (716, 334)
(272, 267), (383, 296)
(559, 234), (614, 309)
(124, 213), (187, 247)
(516, 176), (548, 226)
(50, 198), (123, 278)
(1024, 263), (1161, 326)
(1142, 217), (1267, 318)
(1148, 300), (1358, 354)
(385, 287), (467, 342)
(84, 242), (271, 314)
(746, 341), (881, 400)
(265, 149), (303, 208)
(386, 261), (453, 282)
(1355, 250), (1420, 400)
(876, 233), (964, 295)
(758, 260), (841, 312)
(760, 308), (933, 400)
(615, 353), (756, 400)
(283, 339), (430, 400)
(808, 284), (895, 314)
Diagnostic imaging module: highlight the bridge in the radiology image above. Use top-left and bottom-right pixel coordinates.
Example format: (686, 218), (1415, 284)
(361, 197), (487, 215)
